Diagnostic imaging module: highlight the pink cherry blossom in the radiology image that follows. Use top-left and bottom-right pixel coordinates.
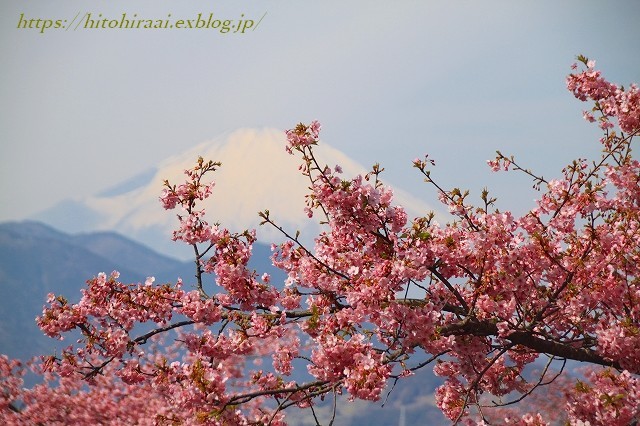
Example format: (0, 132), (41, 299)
(2, 57), (640, 425)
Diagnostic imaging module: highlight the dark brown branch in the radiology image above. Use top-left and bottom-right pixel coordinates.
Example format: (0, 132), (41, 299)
(428, 266), (469, 313)
(134, 320), (195, 345)
(439, 316), (622, 371)
(225, 379), (330, 406)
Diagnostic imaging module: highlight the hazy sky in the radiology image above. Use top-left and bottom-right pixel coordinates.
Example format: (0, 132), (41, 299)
(1, 1), (639, 223)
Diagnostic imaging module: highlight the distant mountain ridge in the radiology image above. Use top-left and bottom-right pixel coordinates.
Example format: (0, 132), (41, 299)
(0, 220), (278, 361)
(0, 220), (185, 361)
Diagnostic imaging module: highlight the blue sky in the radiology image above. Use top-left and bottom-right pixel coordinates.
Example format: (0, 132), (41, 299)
(1, 0), (639, 224)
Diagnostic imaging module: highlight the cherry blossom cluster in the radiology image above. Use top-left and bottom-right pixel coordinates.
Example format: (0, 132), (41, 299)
(567, 55), (640, 133)
(2, 58), (639, 425)
(566, 368), (640, 425)
(284, 120), (321, 153)
(160, 156), (220, 244)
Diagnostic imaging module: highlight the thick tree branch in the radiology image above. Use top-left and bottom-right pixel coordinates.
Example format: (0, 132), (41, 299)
(440, 316), (622, 371)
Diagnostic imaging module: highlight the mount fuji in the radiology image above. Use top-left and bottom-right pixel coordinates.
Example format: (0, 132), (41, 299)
(32, 128), (437, 260)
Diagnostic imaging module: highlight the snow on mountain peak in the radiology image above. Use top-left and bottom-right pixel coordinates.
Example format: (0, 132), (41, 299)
(34, 128), (436, 259)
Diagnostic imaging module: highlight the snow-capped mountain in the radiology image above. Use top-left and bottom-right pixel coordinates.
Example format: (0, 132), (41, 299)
(33, 128), (436, 259)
